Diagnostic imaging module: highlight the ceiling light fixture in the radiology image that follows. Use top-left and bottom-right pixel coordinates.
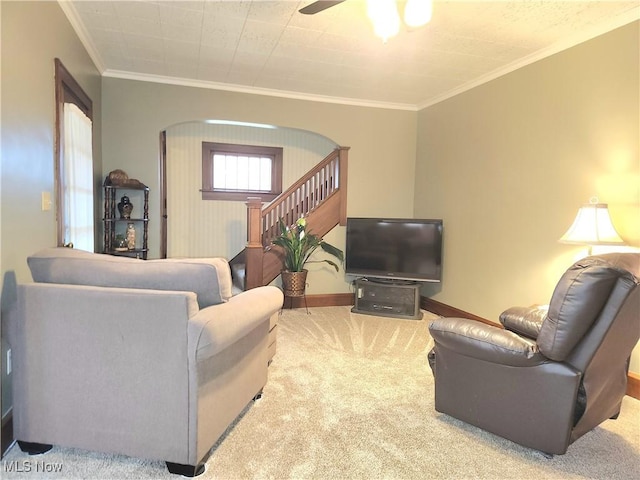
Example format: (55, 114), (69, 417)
(367, 0), (432, 42)
(367, 0), (400, 42)
(404, 0), (433, 28)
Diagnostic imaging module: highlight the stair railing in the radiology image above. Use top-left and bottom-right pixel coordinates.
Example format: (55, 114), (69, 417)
(244, 146), (349, 289)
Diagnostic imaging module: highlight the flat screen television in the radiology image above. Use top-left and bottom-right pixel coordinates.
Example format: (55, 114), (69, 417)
(345, 217), (443, 283)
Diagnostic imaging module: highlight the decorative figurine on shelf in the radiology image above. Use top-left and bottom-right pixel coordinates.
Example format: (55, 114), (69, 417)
(115, 234), (128, 252)
(105, 169), (146, 188)
(126, 223), (136, 250)
(118, 195), (133, 219)
(107, 169), (129, 186)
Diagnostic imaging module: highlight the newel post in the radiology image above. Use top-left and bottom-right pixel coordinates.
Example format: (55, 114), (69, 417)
(245, 197), (264, 290)
(338, 146), (349, 226)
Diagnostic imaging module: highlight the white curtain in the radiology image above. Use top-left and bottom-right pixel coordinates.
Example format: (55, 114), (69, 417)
(63, 102), (94, 252)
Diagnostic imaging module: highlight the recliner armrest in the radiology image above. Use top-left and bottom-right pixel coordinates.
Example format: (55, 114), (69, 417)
(429, 317), (547, 367)
(499, 304), (548, 340)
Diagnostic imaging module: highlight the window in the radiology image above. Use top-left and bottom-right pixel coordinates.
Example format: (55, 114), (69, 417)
(62, 102), (94, 251)
(54, 58), (95, 251)
(202, 142), (283, 201)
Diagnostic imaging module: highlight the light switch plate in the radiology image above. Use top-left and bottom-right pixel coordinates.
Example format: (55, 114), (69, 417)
(41, 191), (52, 211)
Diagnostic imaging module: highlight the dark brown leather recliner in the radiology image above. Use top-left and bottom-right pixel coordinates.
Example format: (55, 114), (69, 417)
(428, 253), (640, 455)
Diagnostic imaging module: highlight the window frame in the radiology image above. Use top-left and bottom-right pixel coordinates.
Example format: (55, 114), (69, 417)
(54, 58), (94, 249)
(201, 142), (283, 201)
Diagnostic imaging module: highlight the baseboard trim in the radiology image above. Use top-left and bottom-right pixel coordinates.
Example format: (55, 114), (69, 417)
(420, 297), (500, 327)
(627, 372), (640, 400)
(419, 296), (639, 401)
(282, 292), (355, 309)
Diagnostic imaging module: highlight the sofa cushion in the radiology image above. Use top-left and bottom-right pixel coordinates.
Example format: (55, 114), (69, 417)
(28, 248), (232, 309)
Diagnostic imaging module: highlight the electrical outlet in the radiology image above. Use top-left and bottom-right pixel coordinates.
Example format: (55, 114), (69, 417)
(6, 348), (11, 375)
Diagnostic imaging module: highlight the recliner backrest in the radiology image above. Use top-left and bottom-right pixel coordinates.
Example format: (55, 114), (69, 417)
(537, 255), (637, 361)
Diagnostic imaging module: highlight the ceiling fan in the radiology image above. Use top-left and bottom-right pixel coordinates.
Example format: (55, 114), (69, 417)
(299, 1), (346, 15)
(299, 1), (433, 42)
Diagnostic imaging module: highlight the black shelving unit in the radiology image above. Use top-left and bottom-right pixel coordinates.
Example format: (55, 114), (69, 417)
(103, 181), (149, 259)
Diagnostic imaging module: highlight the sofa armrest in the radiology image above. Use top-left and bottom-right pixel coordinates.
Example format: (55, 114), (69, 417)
(429, 317), (547, 367)
(188, 286), (284, 361)
(499, 305), (548, 340)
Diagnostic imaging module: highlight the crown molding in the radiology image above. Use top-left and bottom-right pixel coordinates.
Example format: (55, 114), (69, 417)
(417, 8), (640, 110)
(60, 0), (414, 111)
(58, 0), (105, 74)
(101, 70), (418, 111)
(60, 0), (638, 113)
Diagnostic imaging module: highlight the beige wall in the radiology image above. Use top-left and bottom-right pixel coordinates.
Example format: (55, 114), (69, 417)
(0, 0), (102, 420)
(102, 79), (417, 293)
(414, 22), (639, 371)
(1, 1), (102, 282)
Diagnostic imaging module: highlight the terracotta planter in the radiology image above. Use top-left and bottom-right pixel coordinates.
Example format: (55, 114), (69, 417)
(281, 270), (308, 297)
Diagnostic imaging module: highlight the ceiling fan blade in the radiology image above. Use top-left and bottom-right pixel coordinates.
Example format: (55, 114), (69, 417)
(299, 1), (346, 15)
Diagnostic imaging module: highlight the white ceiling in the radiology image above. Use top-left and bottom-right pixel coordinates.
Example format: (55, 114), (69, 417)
(63, 1), (640, 110)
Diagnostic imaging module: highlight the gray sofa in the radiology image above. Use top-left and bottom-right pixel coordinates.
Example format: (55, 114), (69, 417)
(8, 248), (283, 476)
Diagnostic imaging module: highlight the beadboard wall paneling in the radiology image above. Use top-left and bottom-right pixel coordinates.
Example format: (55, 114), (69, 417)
(166, 122), (337, 259)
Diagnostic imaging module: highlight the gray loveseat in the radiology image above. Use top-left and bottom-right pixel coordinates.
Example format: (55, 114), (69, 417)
(9, 248), (283, 476)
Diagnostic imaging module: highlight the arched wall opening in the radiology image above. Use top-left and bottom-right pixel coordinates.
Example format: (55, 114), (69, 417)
(161, 119), (339, 260)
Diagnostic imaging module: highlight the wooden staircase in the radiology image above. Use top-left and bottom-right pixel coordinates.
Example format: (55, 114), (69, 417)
(230, 146), (349, 290)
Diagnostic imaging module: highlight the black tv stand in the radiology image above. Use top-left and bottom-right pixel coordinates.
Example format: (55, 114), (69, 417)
(351, 277), (423, 320)
(364, 278), (418, 286)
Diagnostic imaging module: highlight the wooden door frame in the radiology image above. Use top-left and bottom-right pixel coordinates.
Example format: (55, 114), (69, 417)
(54, 58), (93, 248)
(159, 130), (167, 258)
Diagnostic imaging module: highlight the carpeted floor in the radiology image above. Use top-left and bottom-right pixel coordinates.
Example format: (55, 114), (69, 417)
(3, 306), (639, 479)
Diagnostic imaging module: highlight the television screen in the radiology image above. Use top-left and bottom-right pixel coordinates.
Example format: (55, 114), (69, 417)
(345, 218), (443, 283)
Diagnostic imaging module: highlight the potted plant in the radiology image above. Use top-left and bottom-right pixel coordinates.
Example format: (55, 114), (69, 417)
(271, 217), (344, 297)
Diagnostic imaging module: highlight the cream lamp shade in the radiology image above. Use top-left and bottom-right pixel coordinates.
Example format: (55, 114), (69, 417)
(560, 202), (625, 246)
